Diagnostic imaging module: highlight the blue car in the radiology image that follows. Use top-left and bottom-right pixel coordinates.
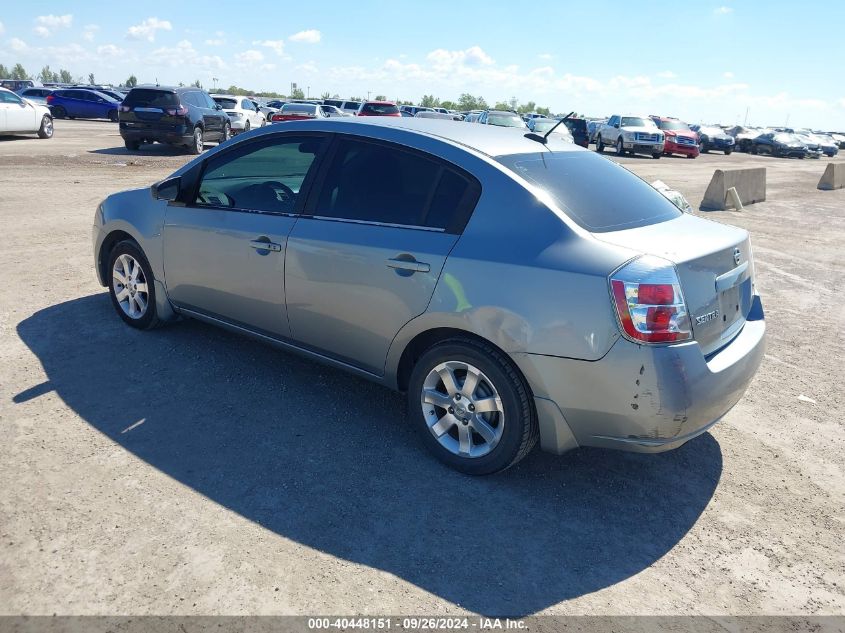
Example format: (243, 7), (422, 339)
(46, 88), (121, 121)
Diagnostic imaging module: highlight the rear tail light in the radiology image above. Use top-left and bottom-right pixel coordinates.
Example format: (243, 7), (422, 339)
(46, 95), (54, 103)
(610, 256), (692, 344)
(165, 105), (189, 116)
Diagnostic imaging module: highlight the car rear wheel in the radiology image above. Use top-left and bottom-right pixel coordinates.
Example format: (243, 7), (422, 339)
(124, 139), (140, 151)
(52, 106), (67, 119)
(107, 241), (160, 330)
(188, 126), (204, 155)
(652, 153), (661, 159)
(616, 138), (625, 156)
(700, 142), (709, 153)
(244, 120), (251, 133)
(596, 136), (604, 152)
(108, 110), (118, 122)
(724, 149), (732, 155)
(37, 115), (53, 139)
(408, 338), (538, 475)
(222, 122), (231, 142)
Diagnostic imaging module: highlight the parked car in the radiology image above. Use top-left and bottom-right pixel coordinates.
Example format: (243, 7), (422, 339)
(415, 111), (463, 121)
(340, 100), (362, 115)
(17, 87), (54, 105)
(562, 117), (590, 148)
(213, 95), (266, 134)
(357, 101), (401, 117)
(828, 132), (845, 149)
(596, 115), (664, 158)
(476, 110), (528, 128)
(92, 117), (765, 474)
(792, 132), (823, 158)
(725, 126), (763, 153)
(251, 99), (280, 122)
(265, 100), (287, 110)
(320, 104), (350, 117)
(400, 105), (435, 117)
(810, 133), (839, 157)
(97, 89), (126, 103)
(750, 132), (808, 158)
(586, 120), (605, 143)
(0, 87), (53, 138)
(693, 125), (735, 154)
(526, 117), (574, 143)
(271, 103), (331, 122)
(46, 88), (121, 121)
(0, 79), (39, 92)
(322, 99), (345, 109)
(650, 116), (699, 158)
(119, 85), (231, 154)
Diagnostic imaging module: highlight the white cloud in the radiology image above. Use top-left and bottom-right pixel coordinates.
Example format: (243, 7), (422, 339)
(253, 39), (285, 56)
(127, 17), (173, 42)
(289, 29), (321, 43)
(148, 40), (224, 71)
(97, 44), (126, 57)
(657, 70), (677, 79)
(0, 21), (5, 36)
(427, 45), (495, 69)
(714, 6), (733, 14)
(205, 38), (225, 46)
(296, 62), (319, 74)
(10, 38), (28, 52)
(83, 24), (99, 42)
(723, 71), (735, 79)
(839, 98), (845, 108)
(34, 14), (73, 38)
(235, 49), (264, 64)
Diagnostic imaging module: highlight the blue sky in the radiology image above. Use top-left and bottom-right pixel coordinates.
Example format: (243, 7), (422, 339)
(1, 1), (844, 129)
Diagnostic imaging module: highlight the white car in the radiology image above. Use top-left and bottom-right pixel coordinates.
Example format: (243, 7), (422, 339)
(212, 95), (265, 134)
(596, 115), (664, 158)
(0, 87), (53, 139)
(319, 104), (351, 117)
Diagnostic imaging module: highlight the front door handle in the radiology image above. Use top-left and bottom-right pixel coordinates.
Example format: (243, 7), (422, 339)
(249, 239), (281, 252)
(387, 258), (430, 273)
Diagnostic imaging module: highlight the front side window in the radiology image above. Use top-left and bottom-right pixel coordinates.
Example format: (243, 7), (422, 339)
(0, 90), (22, 104)
(195, 136), (325, 214)
(313, 139), (478, 231)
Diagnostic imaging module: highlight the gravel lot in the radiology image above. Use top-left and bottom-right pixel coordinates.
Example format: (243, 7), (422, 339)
(1, 120), (843, 616)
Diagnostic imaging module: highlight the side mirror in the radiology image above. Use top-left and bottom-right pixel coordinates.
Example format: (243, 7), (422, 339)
(151, 176), (182, 202)
(613, 123), (620, 128)
(215, 103), (223, 110)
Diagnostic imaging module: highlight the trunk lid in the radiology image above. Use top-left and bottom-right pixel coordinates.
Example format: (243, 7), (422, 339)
(596, 214), (754, 355)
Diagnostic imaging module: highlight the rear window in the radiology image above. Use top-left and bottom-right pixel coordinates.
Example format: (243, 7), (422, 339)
(283, 103), (317, 114)
(123, 89), (179, 108)
(342, 101), (361, 110)
(496, 152), (682, 233)
(361, 102), (399, 115)
(323, 99), (343, 108)
(214, 97), (238, 109)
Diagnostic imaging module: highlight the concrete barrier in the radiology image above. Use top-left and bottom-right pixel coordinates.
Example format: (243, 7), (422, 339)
(700, 168), (766, 210)
(817, 163), (845, 190)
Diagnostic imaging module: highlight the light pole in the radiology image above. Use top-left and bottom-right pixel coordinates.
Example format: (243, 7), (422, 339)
(307, 86), (310, 98)
(367, 90), (371, 100)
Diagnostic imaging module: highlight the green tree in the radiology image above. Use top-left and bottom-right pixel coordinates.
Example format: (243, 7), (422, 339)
(0, 64), (8, 78)
(39, 65), (58, 82)
(59, 69), (73, 84)
(493, 101), (511, 111)
(440, 100), (458, 111)
(320, 91), (331, 100)
(374, 94), (387, 101)
(192, 79), (202, 88)
(517, 101), (537, 114)
(457, 93), (487, 111)
(125, 75), (138, 88)
(420, 94), (440, 108)
(349, 95), (363, 102)
(536, 106), (552, 116)
(290, 87), (305, 99)
(11, 63), (29, 80)
(88, 73), (96, 85)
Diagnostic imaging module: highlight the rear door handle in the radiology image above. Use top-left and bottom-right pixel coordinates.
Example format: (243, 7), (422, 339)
(249, 239), (282, 252)
(387, 258), (430, 273)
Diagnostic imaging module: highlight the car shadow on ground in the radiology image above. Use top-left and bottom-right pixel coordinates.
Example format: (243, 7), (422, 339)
(16, 294), (723, 616)
(89, 145), (197, 157)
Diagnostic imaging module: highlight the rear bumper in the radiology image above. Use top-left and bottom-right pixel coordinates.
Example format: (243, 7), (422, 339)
(514, 294), (766, 454)
(119, 122), (191, 145)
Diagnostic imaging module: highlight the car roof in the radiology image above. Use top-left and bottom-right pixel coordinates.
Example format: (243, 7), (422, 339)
(242, 116), (583, 158)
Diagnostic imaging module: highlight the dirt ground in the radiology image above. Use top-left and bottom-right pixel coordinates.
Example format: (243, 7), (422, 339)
(0, 120), (843, 616)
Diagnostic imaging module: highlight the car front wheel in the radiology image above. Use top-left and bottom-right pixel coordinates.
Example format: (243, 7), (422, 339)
(408, 338), (538, 475)
(616, 138), (625, 156)
(37, 115), (53, 139)
(596, 136), (604, 152)
(107, 241), (160, 330)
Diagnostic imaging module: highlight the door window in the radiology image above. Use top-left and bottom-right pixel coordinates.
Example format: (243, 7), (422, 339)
(0, 91), (23, 104)
(312, 138), (479, 232)
(195, 136), (325, 214)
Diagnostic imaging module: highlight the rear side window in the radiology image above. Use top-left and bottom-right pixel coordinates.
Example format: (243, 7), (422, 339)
(124, 89), (178, 108)
(312, 138), (479, 231)
(360, 103), (399, 115)
(495, 152), (682, 233)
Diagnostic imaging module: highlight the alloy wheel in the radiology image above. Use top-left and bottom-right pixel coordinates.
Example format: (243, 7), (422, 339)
(112, 254), (149, 319)
(420, 361), (505, 458)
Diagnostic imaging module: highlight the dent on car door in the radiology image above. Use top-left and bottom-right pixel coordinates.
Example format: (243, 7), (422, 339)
(163, 133), (329, 337)
(285, 137), (480, 374)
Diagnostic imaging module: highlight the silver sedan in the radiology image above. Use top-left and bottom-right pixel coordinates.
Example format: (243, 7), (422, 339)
(92, 118), (765, 474)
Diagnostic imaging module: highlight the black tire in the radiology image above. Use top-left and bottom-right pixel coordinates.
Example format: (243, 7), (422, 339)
(222, 122), (231, 142)
(108, 110), (119, 122)
(124, 139), (140, 151)
(652, 153), (661, 159)
(615, 137), (625, 156)
(52, 106), (67, 119)
(244, 120), (251, 133)
(724, 149), (732, 155)
(700, 141), (710, 153)
(596, 135), (604, 153)
(188, 126), (204, 155)
(37, 115), (53, 139)
(106, 240), (161, 331)
(751, 145), (758, 155)
(407, 337), (538, 475)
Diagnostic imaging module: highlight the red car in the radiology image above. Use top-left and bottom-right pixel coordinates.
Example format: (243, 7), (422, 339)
(357, 101), (401, 117)
(650, 116), (699, 158)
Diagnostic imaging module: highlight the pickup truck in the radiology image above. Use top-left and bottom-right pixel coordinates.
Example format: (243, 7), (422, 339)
(596, 115), (664, 158)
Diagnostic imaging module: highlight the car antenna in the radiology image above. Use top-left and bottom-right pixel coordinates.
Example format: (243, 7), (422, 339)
(524, 111), (574, 145)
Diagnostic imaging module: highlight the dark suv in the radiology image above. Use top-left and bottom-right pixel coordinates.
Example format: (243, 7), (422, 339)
(118, 85), (230, 154)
